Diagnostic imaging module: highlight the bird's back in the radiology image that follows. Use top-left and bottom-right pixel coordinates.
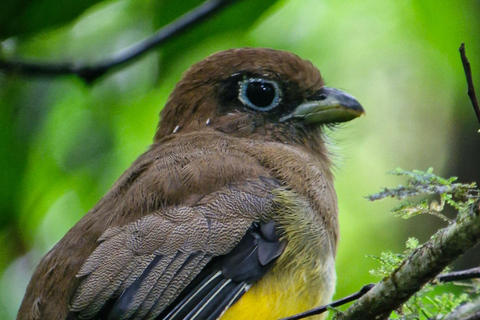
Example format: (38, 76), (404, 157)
(18, 131), (337, 320)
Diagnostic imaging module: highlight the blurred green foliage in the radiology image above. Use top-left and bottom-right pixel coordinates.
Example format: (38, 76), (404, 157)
(1, 0), (479, 319)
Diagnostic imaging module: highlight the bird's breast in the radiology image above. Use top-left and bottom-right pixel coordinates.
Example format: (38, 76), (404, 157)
(221, 189), (337, 320)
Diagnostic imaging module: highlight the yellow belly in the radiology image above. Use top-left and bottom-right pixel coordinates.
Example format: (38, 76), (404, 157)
(220, 269), (332, 320)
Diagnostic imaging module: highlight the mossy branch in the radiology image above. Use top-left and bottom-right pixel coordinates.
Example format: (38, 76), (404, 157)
(336, 177), (480, 320)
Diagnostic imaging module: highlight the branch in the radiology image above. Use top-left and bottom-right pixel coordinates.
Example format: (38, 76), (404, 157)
(459, 43), (480, 125)
(278, 284), (374, 320)
(279, 266), (480, 320)
(0, 0), (240, 83)
(336, 200), (480, 320)
(437, 266), (480, 283)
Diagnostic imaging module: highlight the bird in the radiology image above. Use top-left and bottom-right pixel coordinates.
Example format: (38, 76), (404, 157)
(17, 48), (364, 320)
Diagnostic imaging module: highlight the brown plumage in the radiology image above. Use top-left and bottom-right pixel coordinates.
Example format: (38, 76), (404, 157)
(17, 48), (364, 320)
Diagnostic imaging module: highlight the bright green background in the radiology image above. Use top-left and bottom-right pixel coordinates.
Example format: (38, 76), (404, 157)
(1, 0), (479, 319)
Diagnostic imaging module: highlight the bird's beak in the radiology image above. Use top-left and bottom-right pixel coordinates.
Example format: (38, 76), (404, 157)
(280, 87), (365, 124)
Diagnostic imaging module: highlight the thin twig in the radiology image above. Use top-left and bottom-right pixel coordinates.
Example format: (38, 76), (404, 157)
(0, 0), (240, 83)
(281, 266), (480, 320)
(278, 284), (375, 320)
(437, 266), (480, 283)
(459, 43), (480, 125)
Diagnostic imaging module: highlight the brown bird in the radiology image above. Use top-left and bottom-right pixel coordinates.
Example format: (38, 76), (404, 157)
(17, 48), (364, 320)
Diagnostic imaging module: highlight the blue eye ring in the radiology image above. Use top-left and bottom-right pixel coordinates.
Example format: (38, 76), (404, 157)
(238, 78), (283, 111)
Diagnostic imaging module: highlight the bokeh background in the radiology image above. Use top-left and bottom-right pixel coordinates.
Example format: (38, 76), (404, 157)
(1, 0), (479, 318)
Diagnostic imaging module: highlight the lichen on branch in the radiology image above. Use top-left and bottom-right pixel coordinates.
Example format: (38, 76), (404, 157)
(336, 169), (480, 320)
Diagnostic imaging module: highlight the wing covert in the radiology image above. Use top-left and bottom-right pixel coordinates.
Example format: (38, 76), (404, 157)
(68, 178), (284, 320)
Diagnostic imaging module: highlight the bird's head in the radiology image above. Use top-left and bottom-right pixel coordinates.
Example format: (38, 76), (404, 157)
(155, 48), (364, 151)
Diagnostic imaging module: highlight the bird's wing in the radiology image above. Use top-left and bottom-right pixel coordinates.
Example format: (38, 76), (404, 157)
(68, 178), (286, 320)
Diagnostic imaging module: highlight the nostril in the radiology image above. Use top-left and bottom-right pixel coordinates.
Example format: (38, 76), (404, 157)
(318, 94), (327, 101)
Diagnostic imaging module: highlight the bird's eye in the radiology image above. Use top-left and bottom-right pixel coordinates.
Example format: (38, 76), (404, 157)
(238, 78), (282, 111)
